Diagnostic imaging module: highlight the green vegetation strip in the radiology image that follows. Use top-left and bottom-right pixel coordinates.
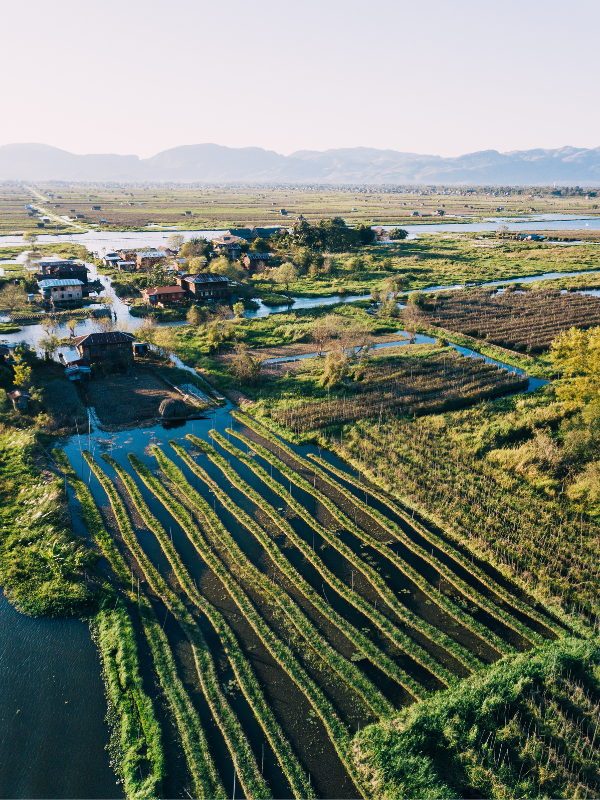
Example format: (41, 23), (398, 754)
(303, 454), (542, 649)
(187, 434), (426, 702)
(128, 452), (367, 798)
(94, 602), (164, 800)
(102, 454), (315, 800)
(230, 422), (485, 676)
(357, 637), (600, 800)
(234, 417), (515, 658)
(83, 452), (266, 800)
(160, 442), (393, 719)
(320, 434), (573, 639)
(210, 430), (456, 688)
(52, 449), (164, 799)
(307, 453), (562, 643)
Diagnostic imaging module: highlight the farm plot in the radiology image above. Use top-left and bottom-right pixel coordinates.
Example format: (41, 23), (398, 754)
(58, 412), (568, 798)
(271, 350), (527, 433)
(421, 287), (600, 352)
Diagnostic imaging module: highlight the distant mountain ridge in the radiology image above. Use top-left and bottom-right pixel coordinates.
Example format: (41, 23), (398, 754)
(2, 142), (600, 184)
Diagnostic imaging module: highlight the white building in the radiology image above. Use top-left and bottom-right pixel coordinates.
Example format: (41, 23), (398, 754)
(38, 278), (83, 303)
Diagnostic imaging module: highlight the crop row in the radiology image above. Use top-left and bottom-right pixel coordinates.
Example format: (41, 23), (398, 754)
(84, 452), (270, 800)
(53, 449), (165, 800)
(306, 453), (567, 641)
(94, 602), (165, 800)
(102, 454), (316, 800)
(128, 453), (367, 797)
(234, 424), (515, 659)
(229, 423), (488, 675)
(340, 417), (592, 627)
(161, 441), (394, 718)
(301, 453), (544, 649)
(209, 430), (457, 688)
(183, 434), (426, 702)
(423, 287), (600, 352)
(234, 413), (561, 645)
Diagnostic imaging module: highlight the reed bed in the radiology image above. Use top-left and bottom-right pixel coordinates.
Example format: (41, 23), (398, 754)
(271, 352), (527, 432)
(423, 287), (600, 352)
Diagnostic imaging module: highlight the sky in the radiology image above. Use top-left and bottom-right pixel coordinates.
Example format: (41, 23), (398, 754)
(2, 0), (599, 159)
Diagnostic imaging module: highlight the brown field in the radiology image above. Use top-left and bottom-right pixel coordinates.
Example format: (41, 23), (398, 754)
(83, 370), (189, 429)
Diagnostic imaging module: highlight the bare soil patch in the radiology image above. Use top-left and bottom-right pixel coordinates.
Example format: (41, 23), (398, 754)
(84, 370), (186, 429)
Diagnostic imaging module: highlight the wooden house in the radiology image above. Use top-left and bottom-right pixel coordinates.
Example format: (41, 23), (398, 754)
(212, 235), (242, 260)
(136, 250), (166, 271)
(72, 331), (136, 365)
(177, 273), (229, 300)
(242, 253), (270, 272)
(141, 285), (187, 306)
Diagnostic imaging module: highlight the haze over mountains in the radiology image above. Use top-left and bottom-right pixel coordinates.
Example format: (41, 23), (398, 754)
(2, 142), (600, 185)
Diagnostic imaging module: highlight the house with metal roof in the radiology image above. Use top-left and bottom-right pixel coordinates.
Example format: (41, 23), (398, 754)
(136, 250), (167, 270)
(38, 278), (84, 303)
(176, 273), (229, 300)
(242, 253), (271, 272)
(72, 331), (136, 365)
(141, 285), (188, 306)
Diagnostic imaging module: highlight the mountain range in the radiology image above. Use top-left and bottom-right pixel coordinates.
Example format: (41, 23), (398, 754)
(2, 142), (600, 185)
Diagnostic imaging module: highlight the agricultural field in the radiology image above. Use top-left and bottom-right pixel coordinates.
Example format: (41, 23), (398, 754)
(2, 181), (600, 234)
(416, 285), (600, 352)
(268, 347), (529, 433)
(54, 411), (577, 798)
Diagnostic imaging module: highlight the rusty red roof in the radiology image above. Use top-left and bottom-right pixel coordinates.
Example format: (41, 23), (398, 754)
(143, 285), (186, 294)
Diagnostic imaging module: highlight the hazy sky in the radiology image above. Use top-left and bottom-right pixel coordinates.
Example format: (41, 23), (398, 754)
(3, 0), (599, 158)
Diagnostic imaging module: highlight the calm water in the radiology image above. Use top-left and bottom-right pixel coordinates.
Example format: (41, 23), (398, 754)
(0, 213), (599, 249)
(0, 593), (121, 800)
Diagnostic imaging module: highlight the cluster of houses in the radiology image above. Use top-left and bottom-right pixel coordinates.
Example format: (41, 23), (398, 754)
(97, 226), (283, 308)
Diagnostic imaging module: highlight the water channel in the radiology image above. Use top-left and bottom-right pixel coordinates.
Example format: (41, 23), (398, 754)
(0, 213), (592, 796)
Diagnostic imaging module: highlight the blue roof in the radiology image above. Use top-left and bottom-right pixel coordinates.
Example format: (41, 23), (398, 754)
(38, 278), (84, 288)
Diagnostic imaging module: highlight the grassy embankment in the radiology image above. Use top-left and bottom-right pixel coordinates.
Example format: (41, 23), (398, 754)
(357, 637), (600, 799)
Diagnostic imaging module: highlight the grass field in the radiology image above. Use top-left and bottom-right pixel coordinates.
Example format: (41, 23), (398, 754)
(2, 182), (599, 233)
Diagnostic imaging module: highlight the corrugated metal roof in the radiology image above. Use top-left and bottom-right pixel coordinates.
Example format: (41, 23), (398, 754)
(184, 273), (228, 284)
(136, 250), (165, 258)
(38, 278), (84, 288)
(144, 286), (186, 294)
(73, 332), (136, 347)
